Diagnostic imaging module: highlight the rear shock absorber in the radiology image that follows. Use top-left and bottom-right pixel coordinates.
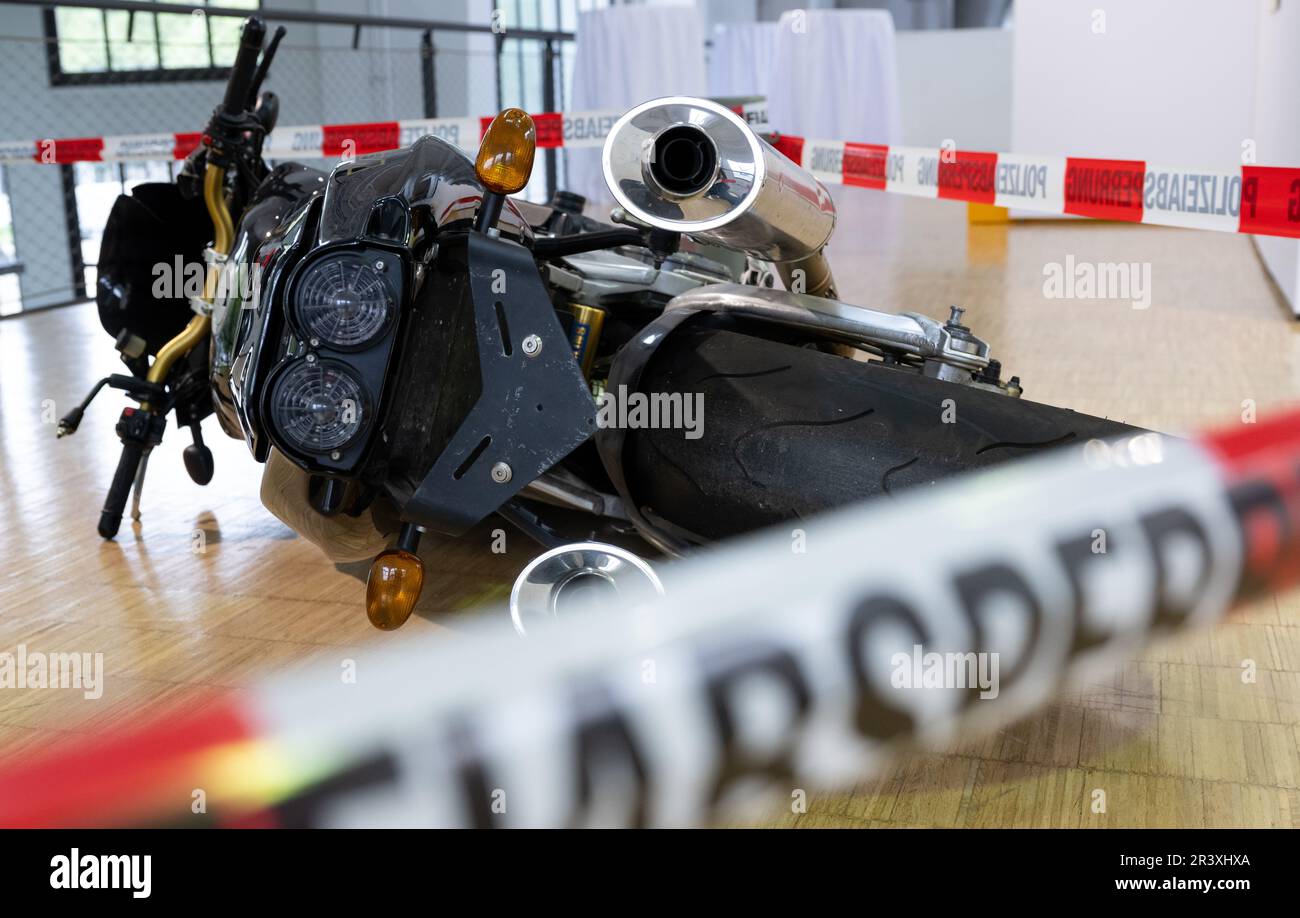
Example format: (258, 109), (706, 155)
(567, 303), (606, 379)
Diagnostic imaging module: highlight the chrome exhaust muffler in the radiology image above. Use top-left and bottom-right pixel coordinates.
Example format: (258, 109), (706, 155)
(602, 96), (838, 295)
(509, 542), (665, 636)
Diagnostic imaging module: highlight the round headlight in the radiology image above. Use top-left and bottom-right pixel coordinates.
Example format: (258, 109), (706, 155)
(294, 252), (394, 350)
(270, 359), (369, 454)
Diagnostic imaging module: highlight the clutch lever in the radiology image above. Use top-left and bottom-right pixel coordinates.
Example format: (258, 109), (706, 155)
(247, 25), (287, 109)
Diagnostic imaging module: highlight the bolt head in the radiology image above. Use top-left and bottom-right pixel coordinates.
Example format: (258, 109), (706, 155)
(521, 334), (542, 357)
(490, 461), (512, 483)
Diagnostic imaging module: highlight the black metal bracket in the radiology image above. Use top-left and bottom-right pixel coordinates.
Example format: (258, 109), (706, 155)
(401, 232), (596, 535)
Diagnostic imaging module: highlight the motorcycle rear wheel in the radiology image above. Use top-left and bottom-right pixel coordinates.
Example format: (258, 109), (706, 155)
(620, 323), (1145, 542)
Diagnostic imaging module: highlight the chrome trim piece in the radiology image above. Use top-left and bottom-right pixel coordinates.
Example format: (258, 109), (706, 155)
(664, 283), (992, 371)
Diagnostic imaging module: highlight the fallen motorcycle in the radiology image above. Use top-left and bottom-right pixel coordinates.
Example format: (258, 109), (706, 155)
(62, 16), (1139, 631)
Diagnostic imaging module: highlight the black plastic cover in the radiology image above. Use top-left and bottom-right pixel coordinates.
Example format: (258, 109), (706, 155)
(95, 182), (212, 356)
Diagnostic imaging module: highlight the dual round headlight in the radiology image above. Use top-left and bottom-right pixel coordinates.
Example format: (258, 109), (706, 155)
(270, 359), (369, 454)
(294, 252), (394, 350)
(271, 251), (397, 458)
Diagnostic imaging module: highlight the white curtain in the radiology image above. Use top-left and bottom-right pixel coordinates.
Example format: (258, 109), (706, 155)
(765, 10), (903, 145)
(707, 22), (781, 98)
(568, 4), (708, 204)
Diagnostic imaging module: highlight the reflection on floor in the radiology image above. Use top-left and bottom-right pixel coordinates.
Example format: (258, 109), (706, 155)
(1, 187), (1298, 827)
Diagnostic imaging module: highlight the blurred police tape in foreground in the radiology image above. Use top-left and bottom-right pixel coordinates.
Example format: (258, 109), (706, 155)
(2, 409), (1298, 827)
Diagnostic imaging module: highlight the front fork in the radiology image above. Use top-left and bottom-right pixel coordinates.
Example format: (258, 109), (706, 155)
(93, 164), (233, 539)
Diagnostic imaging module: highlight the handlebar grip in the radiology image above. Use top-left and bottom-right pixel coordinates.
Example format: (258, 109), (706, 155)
(220, 16), (267, 117)
(98, 440), (145, 540)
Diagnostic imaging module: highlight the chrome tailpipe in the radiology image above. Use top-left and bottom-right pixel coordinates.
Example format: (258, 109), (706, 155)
(602, 97), (837, 277)
(509, 542), (665, 636)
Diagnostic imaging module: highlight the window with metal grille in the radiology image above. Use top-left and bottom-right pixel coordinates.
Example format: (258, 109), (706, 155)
(43, 1), (261, 86)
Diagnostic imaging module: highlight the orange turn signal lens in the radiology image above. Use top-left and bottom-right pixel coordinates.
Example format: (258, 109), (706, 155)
(475, 108), (536, 195)
(365, 548), (424, 630)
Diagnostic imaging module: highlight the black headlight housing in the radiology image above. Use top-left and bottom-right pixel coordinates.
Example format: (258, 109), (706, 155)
(261, 243), (405, 473)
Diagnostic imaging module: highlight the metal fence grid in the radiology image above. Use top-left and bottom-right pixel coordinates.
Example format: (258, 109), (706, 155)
(0, 0), (584, 315)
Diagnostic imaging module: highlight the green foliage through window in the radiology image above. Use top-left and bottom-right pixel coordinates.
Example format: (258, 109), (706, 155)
(48, 1), (260, 81)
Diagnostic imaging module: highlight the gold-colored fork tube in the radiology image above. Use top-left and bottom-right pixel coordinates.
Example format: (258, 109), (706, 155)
(203, 163), (235, 258)
(144, 165), (233, 402)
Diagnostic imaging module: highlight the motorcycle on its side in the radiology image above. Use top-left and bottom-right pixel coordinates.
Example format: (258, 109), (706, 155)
(63, 16), (1140, 632)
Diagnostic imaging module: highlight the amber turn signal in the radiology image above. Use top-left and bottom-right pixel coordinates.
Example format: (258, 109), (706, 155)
(365, 548), (424, 630)
(475, 108), (537, 195)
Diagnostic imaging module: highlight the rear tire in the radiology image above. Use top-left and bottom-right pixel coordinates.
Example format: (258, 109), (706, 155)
(622, 324), (1144, 541)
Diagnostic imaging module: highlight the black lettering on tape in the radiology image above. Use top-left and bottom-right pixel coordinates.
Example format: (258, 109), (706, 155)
(568, 681), (650, 828)
(952, 562), (1044, 701)
(446, 716), (498, 828)
(274, 753), (401, 829)
(1138, 507), (1214, 631)
(1054, 530), (1117, 657)
(846, 595), (931, 741)
(701, 641), (812, 807)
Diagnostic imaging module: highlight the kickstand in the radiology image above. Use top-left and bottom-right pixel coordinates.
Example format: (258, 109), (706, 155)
(130, 446), (153, 523)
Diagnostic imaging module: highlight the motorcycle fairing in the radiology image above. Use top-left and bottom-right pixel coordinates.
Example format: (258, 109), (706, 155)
(215, 133), (593, 536)
(315, 134), (534, 248)
(397, 231), (597, 535)
(212, 161), (329, 445)
(218, 135), (536, 463)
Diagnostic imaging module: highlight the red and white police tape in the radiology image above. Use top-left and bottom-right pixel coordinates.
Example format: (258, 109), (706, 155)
(770, 135), (1300, 237)
(0, 101), (769, 166)
(7, 101), (1300, 237)
(1, 407), (1299, 827)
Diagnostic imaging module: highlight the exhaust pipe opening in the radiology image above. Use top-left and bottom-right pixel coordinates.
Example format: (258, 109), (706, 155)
(509, 541), (665, 636)
(555, 571), (619, 607)
(649, 125), (718, 196)
(605, 97), (836, 263)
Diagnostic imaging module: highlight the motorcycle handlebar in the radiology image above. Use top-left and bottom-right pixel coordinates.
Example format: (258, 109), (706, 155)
(220, 16), (267, 118)
(98, 439), (144, 539)
(247, 26), (286, 110)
